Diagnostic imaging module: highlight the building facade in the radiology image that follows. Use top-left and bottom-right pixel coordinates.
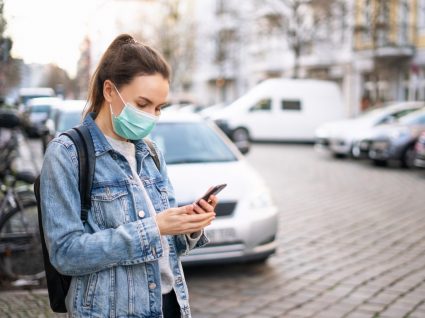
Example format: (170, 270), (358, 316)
(192, 0), (425, 116)
(353, 0), (425, 106)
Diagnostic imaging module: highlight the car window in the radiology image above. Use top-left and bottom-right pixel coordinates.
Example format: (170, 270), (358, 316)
(399, 111), (425, 125)
(377, 108), (419, 125)
(56, 111), (83, 132)
(249, 99), (271, 112)
(281, 100), (302, 111)
(150, 122), (237, 164)
(30, 105), (51, 113)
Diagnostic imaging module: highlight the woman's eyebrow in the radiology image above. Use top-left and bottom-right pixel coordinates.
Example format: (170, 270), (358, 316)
(137, 96), (152, 104)
(137, 96), (168, 107)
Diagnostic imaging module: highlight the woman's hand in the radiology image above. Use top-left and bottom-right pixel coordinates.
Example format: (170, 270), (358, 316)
(155, 202), (216, 235)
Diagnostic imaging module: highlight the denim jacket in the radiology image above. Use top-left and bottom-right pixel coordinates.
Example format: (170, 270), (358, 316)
(40, 113), (209, 318)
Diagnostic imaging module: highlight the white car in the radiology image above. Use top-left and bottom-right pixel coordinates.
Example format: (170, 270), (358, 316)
(315, 101), (424, 157)
(41, 100), (86, 152)
(25, 97), (62, 137)
(150, 111), (279, 264)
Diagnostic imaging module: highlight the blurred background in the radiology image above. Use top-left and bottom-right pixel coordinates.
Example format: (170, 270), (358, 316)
(2, 0), (425, 113)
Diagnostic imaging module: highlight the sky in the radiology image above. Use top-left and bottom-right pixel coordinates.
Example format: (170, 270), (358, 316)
(4, 0), (116, 78)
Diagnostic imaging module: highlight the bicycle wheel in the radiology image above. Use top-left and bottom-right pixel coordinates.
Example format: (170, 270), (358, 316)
(0, 198), (44, 280)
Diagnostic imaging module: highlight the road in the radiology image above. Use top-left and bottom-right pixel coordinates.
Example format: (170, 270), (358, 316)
(1, 140), (425, 318)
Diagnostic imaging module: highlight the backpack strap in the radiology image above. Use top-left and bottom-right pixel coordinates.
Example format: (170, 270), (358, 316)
(61, 125), (96, 222)
(143, 138), (161, 171)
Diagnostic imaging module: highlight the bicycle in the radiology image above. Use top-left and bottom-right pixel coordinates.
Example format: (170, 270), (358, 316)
(0, 114), (44, 286)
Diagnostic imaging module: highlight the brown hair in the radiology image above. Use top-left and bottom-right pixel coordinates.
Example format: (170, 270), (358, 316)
(84, 34), (171, 117)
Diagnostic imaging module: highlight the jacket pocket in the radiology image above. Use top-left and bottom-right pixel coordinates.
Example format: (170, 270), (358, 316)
(83, 272), (98, 308)
(91, 184), (130, 229)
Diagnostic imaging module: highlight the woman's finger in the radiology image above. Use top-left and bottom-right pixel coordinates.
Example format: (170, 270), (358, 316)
(208, 195), (218, 208)
(196, 199), (215, 212)
(187, 211), (215, 223)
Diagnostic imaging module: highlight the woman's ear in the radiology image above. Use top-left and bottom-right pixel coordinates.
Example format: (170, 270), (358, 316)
(103, 80), (114, 104)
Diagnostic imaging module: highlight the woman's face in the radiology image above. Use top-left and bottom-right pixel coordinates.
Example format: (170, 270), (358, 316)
(111, 73), (169, 117)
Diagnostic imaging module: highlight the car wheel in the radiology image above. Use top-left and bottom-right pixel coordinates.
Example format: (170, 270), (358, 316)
(247, 255), (270, 265)
(333, 153), (346, 159)
(372, 159), (388, 167)
(232, 128), (250, 154)
(401, 145), (416, 169)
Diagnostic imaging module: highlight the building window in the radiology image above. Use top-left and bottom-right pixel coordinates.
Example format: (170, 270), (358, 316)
(281, 100), (302, 111)
(419, 0), (425, 34)
(250, 99), (272, 111)
(363, 0), (372, 42)
(399, 0), (409, 44)
(377, 1), (390, 46)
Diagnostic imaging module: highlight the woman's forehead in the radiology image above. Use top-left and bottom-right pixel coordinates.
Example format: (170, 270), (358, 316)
(125, 74), (169, 101)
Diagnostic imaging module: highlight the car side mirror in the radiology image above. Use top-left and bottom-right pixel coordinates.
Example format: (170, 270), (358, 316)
(237, 144), (250, 155)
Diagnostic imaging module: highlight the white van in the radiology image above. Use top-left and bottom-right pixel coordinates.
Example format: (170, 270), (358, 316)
(18, 87), (56, 111)
(210, 78), (346, 147)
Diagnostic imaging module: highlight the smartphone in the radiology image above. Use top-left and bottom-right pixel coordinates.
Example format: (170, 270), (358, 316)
(196, 183), (227, 205)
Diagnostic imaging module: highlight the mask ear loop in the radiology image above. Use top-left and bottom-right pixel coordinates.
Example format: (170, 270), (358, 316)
(109, 103), (115, 116)
(113, 83), (127, 106)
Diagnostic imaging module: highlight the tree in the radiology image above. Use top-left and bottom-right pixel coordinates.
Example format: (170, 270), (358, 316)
(41, 64), (74, 98)
(259, 0), (347, 78)
(131, 0), (197, 94)
(0, 0), (20, 96)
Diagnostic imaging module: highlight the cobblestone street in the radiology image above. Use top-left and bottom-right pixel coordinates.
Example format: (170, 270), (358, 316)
(1, 140), (425, 318)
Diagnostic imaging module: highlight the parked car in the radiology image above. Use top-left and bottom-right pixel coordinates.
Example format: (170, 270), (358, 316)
(149, 111), (278, 264)
(24, 97), (62, 137)
(414, 131), (425, 168)
(199, 102), (228, 119)
(211, 78), (345, 152)
(365, 108), (425, 167)
(315, 101), (424, 157)
(17, 87), (55, 111)
(41, 100), (86, 152)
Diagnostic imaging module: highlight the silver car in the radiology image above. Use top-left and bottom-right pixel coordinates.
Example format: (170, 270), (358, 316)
(150, 111), (279, 264)
(367, 109), (425, 167)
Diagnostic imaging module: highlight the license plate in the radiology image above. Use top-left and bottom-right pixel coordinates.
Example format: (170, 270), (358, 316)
(360, 141), (369, 150)
(373, 141), (388, 150)
(205, 228), (237, 244)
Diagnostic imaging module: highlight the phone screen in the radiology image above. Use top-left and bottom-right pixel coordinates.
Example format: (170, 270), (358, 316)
(197, 183), (227, 204)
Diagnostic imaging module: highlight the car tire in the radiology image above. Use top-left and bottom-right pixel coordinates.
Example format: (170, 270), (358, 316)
(247, 256), (270, 265)
(401, 145), (416, 169)
(333, 153), (346, 159)
(372, 159), (388, 167)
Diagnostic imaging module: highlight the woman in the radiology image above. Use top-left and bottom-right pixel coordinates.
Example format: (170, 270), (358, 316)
(40, 34), (217, 318)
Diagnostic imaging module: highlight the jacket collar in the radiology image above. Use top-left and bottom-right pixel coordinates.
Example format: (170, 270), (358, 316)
(82, 113), (150, 156)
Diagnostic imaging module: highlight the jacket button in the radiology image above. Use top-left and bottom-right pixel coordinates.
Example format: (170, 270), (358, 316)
(149, 282), (157, 290)
(138, 210), (145, 218)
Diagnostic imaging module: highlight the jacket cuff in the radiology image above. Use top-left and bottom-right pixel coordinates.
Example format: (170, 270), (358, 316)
(135, 217), (163, 260)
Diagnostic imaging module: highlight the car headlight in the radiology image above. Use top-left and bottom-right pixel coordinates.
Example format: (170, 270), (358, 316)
(248, 190), (274, 209)
(390, 128), (410, 140)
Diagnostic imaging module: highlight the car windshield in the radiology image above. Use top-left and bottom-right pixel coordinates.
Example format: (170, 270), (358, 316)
(56, 111), (83, 132)
(30, 105), (51, 113)
(399, 110), (425, 125)
(150, 122), (237, 164)
(21, 95), (52, 105)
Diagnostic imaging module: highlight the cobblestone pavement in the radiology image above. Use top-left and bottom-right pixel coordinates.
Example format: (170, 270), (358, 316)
(1, 139), (424, 318)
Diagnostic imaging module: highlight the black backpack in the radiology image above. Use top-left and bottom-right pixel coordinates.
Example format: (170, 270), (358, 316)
(34, 125), (160, 313)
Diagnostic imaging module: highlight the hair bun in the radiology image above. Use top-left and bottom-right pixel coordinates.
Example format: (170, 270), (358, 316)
(111, 34), (136, 47)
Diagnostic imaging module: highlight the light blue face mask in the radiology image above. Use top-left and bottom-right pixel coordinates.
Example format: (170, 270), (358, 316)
(110, 85), (159, 140)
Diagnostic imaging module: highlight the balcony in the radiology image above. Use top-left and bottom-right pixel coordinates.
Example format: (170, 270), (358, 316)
(354, 24), (415, 60)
